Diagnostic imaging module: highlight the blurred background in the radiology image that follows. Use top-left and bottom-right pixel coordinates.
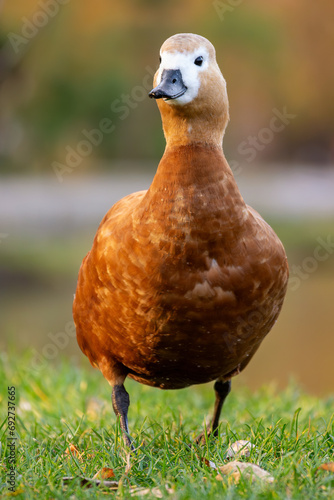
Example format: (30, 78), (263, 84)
(1, 1), (333, 395)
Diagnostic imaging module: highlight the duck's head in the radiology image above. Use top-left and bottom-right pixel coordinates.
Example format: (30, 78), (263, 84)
(149, 33), (229, 150)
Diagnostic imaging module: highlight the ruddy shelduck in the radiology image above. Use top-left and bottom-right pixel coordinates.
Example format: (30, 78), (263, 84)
(73, 33), (289, 448)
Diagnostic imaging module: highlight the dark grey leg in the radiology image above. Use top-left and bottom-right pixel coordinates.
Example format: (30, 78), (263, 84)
(111, 384), (133, 450)
(211, 379), (231, 436)
(196, 379), (231, 443)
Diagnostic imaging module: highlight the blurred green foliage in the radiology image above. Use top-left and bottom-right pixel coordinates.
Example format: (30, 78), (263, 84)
(1, 1), (334, 174)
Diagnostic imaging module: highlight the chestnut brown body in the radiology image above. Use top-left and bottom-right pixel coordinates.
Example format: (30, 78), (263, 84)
(74, 144), (288, 389)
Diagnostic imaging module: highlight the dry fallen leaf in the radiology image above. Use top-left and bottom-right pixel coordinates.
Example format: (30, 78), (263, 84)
(317, 463), (334, 472)
(201, 457), (217, 469)
(226, 440), (255, 459)
(64, 443), (84, 461)
(92, 467), (115, 480)
(217, 460), (274, 484)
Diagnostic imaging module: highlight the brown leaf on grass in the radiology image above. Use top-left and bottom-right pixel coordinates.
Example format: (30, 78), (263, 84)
(64, 443), (84, 461)
(92, 467), (115, 480)
(317, 462), (334, 472)
(216, 460), (274, 484)
(201, 457), (217, 469)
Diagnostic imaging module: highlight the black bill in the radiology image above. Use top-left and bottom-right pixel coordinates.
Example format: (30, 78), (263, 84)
(149, 69), (187, 100)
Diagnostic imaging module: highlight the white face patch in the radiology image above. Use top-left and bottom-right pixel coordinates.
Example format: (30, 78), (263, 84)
(157, 46), (209, 105)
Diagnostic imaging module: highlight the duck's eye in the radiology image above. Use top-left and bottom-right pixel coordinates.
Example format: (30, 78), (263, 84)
(159, 56), (161, 64)
(194, 56), (203, 66)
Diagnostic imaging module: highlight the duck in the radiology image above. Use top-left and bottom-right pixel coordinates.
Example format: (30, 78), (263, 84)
(73, 33), (289, 449)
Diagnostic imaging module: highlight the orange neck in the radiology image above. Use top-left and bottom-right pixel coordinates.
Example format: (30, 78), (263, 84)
(149, 143), (239, 194)
(156, 98), (229, 151)
(143, 143), (246, 234)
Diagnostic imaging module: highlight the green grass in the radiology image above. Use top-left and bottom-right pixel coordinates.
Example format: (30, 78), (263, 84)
(1, 352), (334, 499)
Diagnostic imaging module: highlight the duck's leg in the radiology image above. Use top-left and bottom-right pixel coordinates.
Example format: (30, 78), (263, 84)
(196, 379), (231, 443)
(211, 379), (231, 435)
(111, 384), (134, 450)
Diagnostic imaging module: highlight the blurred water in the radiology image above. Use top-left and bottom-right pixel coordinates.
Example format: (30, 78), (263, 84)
(1, 164), (334, 235)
